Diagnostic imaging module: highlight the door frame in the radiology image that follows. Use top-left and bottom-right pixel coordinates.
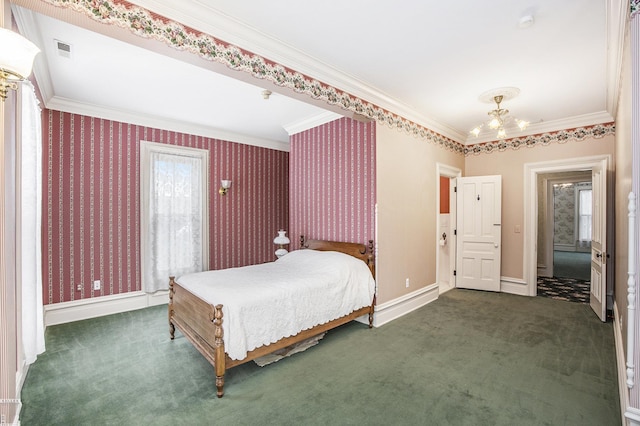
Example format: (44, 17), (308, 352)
(524, 154), (612, 297)
(436, 163), (461, 293)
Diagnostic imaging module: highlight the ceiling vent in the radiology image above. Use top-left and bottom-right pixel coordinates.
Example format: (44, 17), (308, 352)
(55, 40), (72, 58)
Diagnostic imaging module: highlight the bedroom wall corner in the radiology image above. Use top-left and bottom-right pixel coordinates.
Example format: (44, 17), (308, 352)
(375, 124), (464, 306)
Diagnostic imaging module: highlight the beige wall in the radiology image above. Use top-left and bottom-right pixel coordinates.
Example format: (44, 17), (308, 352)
(465, 135), (615, 280)
(376, 124), (464, 304)
(614, 29), (632, 349)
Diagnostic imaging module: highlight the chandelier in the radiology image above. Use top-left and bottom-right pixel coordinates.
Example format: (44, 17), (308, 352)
(470, 92), (529, 139)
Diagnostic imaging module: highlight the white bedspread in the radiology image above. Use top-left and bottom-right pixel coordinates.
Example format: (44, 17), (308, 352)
(176, 249), (375, 360)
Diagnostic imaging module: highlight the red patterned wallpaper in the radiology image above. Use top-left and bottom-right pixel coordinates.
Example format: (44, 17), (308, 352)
(42, 109), (288, 304)
(289, 117), (376, 249)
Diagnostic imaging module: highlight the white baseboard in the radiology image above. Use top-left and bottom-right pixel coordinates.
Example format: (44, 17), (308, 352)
(614, 302), (632, 425)
(438, 281), (454, 295)
(44, 290), (169, 326)
(500, 276), (529, 296)
(627, 408), (640, 426)
(370, 283), (439, 327)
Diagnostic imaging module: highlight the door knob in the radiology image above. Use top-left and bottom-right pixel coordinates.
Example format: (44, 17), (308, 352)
(494, 243), (499, 248)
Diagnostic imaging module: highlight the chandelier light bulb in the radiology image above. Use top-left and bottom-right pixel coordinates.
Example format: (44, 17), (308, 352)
(470, 127), (482, 137)
(496, 128), (507, 139)
(488, 118), (501, 129)
(517, 119), (529, 130)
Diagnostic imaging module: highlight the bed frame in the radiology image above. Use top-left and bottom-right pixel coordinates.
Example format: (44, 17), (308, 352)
(168, 235), (376, 398)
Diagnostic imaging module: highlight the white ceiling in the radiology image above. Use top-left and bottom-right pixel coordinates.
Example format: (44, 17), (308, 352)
(12, 0), (625, 149)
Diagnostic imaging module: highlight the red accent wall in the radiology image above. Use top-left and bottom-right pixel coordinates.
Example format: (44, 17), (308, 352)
(42, 109), (288, 304)
(440, 176), (450, 214)
(289, 117), (376, 248)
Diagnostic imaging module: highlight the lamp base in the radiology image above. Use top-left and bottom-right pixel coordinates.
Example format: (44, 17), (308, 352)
(275, 248), (288, 258)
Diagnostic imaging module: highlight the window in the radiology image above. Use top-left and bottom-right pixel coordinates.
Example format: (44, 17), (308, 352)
(577, 186), (592, 242)
(141, 141), (208, 293)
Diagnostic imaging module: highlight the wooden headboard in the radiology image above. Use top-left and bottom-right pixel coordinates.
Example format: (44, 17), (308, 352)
(300, 235), (375, 278)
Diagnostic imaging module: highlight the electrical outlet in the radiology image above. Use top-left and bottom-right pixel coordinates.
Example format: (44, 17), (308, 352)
(93, 280), (101, 291)
(76, 284), (82, 292)
(405, 278), (410, 288)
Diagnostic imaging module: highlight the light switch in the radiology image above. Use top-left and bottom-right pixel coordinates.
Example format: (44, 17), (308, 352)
(514, 225), (521, 233)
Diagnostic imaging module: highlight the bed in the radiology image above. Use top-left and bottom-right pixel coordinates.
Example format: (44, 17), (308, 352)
(168, 236), (376, 397)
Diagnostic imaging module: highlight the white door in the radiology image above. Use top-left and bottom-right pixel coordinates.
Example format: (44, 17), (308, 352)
(455, 175), (502, 291)
(590, 160), (608, 321)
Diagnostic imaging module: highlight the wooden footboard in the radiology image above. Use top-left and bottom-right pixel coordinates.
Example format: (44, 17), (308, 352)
(169, 276), (226, 397)
(168, 235), (376, 398)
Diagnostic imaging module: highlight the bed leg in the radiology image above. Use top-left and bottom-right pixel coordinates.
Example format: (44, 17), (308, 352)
(368, 295), (376, 329)
(169, 276), (175, 340)
(216, 376), (225, 398)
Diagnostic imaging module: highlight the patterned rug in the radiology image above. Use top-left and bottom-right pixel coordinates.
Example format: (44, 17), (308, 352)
(537, 276), (590, 304)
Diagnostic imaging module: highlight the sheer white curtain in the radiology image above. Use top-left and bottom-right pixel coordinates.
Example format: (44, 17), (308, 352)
(141, 142), (208, 293)
(19, 82), (45, 364)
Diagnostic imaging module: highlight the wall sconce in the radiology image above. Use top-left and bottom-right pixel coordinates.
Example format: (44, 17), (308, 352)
(273, 230), (290, 258)
(0, 28), (40, 102)
(219, 179), (232, 196)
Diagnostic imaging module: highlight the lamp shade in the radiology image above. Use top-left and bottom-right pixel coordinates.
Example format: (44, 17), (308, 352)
(273, 230), (290, 245)
(0, 28), (40, 79)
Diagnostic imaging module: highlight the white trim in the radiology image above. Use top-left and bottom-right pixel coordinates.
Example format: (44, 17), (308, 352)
(283, 111), (343, 135)
(524, 155), (612, 298)
(44, 290), (168, 326)
(47, 96), (290, 152)
(436, 163), (461, 294)
(605, 0), (627, 119)
(627, 408), (640, 426)
(500, 276), (529, 296)
(615, 302), (632, 425)
(370, 283), (439, 327)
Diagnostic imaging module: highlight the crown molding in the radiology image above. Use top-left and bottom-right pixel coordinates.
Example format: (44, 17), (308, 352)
(283, 111), (343, 135)
(464, 111), (615, 145)
(125, 0), (466, 143)
(46, 96), (290, 152)
(605, 0), (628, 117)
(11, 5), (55, 104)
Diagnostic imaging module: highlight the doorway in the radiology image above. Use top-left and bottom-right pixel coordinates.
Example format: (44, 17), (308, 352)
(536, 171), (592, 303)
(436, 163), (461, 294)
(524, 155), (612, 321)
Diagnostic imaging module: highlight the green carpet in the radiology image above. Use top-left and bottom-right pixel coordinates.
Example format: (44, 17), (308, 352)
(554, 250), (591, 281)
(20, 289), (620, 425)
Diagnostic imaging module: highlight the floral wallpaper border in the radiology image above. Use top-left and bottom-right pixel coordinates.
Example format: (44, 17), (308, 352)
(41, 0), (465, 153)
(463, 122), (615, 156)
(633, 0), (640, 18)
(40, 0), (617, 157)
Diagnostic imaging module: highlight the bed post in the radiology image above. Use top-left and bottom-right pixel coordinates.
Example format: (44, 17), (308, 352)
(367, 240), (375, 277)
(168, 276), (175, 340)
(212, 304), (226, 398)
